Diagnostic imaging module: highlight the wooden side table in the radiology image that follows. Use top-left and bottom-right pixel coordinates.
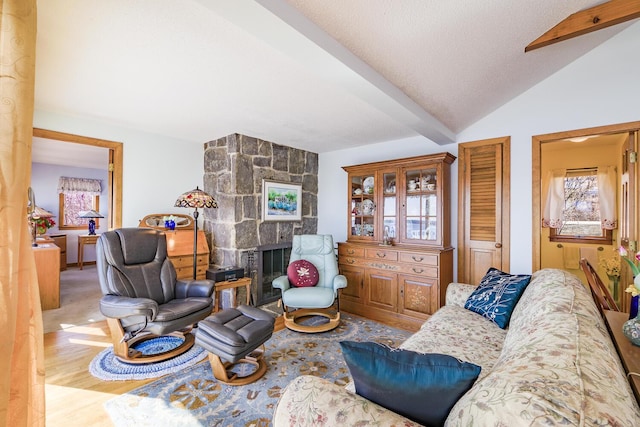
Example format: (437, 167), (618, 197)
(214, 277), (252, 312)
(32, 244), (61, 310)
(604, 310), (640, 404)
(78, 234), (100, 270)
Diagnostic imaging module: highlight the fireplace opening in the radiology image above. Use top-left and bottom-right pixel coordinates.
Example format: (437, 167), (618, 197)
(253, 242), (292, 306)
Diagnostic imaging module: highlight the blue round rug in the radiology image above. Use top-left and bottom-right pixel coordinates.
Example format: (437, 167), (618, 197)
(89, 336), (208, 381)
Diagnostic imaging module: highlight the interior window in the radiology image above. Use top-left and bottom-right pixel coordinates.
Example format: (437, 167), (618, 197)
(549, 169), (612, 244)
(59, 193), (100, 230)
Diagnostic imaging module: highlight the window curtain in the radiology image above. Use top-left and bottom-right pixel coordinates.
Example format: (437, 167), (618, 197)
(57, 176), (102, 195)
(542, 166), (617, 230)
(598, 165), (617, 230)
(542, 169), (566, 228)
(0, 1), (46, 426)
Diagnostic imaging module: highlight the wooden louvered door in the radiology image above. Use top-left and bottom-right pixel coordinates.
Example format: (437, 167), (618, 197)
(458, 137), (510, 284)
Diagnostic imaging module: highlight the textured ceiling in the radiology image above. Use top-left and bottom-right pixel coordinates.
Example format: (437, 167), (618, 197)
(34, 0), (633, 164)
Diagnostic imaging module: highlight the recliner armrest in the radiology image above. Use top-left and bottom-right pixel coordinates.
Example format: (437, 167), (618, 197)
(99, 295), (158, 320)
(272, 275), (290, 292)
(332, 274), (347, 291)
(175, 279), (215, 299)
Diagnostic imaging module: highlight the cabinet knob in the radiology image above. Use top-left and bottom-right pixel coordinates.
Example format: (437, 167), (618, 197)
(412, 268), (424, 274)
(347, 258), (356, 264)
(412, 256), (424, 262)
(495, 243), (502, 248)
(376, 252), (386, 258)
(347, 249), (355, 254)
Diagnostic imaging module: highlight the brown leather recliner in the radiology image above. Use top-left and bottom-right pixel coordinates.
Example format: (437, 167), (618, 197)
(96, 227), (215, 363)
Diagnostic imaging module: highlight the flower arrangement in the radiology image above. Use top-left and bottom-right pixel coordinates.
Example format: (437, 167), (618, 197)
(619, 246), (640, 297)
(163, 215), (177, 230)
(599, 254), (621, 278)
(33, 217), (56, 235)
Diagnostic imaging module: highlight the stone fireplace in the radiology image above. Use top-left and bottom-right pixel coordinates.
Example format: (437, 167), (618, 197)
(202, 133), (318, 305)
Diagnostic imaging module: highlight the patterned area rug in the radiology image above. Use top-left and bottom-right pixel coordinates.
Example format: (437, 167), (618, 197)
(89, 336), (208, 381)
(104, 313), (412, 426)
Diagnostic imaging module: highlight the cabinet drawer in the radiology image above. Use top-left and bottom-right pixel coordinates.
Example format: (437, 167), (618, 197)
(175, 265), (208, 280)
(170, 254), (208, 268)
(338, 245), (364, 258)
(396, 263), (439, 278)
(398, 252), (438, 266)
(339, 256), (363, 267)
(365, 248), (398, 261)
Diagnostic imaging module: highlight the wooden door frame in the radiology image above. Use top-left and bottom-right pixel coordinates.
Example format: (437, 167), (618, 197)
(532, 120), (640, 271)
(32, 128), (123, 229)
(457, 136), (510, 281)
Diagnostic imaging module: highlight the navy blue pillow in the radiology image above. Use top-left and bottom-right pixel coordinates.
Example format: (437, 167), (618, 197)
(340, 341), (481, 427)
(464, 267), (531, 329)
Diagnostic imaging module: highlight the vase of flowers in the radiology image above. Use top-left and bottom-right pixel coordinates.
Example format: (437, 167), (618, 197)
(163, 215), (176, 231)
(620, 246), (640, 319)
(33, 217), (56, 236)
(599, 255), (621, 306)
(619, 246), (640, 346)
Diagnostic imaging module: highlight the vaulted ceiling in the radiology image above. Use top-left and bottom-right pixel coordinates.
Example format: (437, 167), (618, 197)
(34, 0), (635, 161)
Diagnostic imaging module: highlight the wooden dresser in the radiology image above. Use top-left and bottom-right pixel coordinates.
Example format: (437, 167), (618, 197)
(165, 230), (209, 280)
(50, 234), (67, 271)
(340, 152), (456, 330)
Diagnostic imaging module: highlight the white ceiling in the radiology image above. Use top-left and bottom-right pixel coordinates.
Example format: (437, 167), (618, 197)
(34, 0), (633, 165)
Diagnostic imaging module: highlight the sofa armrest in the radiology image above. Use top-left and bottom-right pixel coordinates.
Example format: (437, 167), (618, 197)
(175, 279), (215, 299)
(272, 275), (290, 292)
(332, 274), (347, 291)
(273, 375), (421, 427)
(446, 282), (477, 307)
(99, 295), (158, 320)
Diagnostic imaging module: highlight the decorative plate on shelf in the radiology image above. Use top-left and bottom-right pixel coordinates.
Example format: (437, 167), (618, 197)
(363, 177), (374, 194)
(362, 199), (375, 215)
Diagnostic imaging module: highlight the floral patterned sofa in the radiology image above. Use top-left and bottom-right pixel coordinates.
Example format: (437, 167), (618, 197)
(273, 269), (640, 426)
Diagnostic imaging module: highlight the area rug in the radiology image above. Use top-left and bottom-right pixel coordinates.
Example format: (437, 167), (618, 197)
(104, 313), (412, 426)
(89, 336), (208, 381)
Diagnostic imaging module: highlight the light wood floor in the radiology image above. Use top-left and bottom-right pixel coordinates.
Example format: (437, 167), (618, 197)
(45, 321), (152, 427)
(44, 316), (285, 426)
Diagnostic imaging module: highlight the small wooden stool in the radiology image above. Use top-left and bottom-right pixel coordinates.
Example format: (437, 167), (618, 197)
(195, 305), (275, 386)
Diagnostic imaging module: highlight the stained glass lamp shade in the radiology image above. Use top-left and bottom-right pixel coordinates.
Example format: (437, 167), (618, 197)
(175, 187), (217, 279)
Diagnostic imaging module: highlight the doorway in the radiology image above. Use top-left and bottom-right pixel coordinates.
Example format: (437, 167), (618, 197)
(32, 128), (123, 230)
(532, 121), (640, 311)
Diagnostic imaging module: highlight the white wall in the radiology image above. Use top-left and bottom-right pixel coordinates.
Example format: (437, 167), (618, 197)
(33, 110), (206, 227)
(319, 21), (640, 277)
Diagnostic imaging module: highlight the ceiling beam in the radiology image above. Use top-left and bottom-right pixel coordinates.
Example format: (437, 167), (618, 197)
(195, 0), (455, 145)
(526, 0), (640, 52)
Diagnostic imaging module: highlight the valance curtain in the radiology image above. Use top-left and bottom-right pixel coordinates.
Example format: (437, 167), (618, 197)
(542, 166), (617, 230)
(57, 176), (102, 195)
(0, 1), (46, 426)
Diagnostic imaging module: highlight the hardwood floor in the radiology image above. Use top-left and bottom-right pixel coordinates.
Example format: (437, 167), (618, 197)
(44, 316), (286, 426)
(45, 321), (150, 426)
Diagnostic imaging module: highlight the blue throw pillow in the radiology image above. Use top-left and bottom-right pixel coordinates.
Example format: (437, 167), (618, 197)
(340, 341), (481, 427)
(464, 267), (532, 329)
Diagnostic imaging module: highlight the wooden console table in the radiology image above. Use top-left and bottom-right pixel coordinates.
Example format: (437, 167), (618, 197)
(78, 234), (100, 270)
(604, 310), (640, 403)
(32, 244), (61, 310)
(213, 278), (251, 312)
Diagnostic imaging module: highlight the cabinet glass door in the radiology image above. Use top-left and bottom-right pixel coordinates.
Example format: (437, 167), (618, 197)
(382, 172), (397, 243)
(350, 174), (376, 239)
(404, 168), (438, 242)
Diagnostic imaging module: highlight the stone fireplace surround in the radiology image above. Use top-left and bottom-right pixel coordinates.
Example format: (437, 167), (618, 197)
(202, 133), (318, 305)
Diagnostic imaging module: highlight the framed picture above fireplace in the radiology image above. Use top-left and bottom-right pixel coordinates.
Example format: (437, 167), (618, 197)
(262, 180), (302, 221)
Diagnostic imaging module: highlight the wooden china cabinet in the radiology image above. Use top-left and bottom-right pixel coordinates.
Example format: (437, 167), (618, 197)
(339, 152), (456, 330)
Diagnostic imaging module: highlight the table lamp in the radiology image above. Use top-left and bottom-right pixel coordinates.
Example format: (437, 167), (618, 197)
(79, 209), (104, 235)
(30, 206), (55, 247)
(175, 186), (217, 279)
